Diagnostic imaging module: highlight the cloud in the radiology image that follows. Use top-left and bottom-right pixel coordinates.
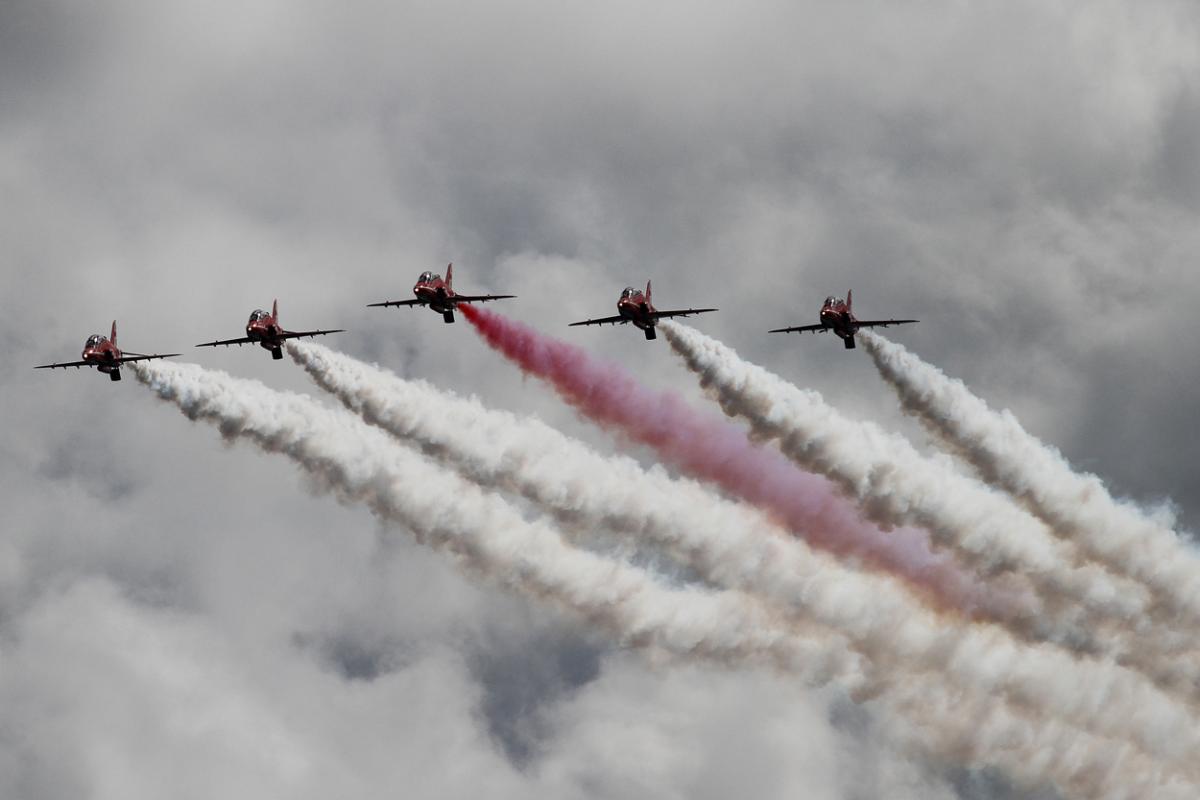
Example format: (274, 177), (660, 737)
(4, 0), (1197, 796)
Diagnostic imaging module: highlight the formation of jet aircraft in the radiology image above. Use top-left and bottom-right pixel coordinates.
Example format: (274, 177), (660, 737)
(34, 266), (918, 380)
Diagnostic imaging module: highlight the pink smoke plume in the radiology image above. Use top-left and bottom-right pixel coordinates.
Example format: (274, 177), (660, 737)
(462, 306), (1015, 618)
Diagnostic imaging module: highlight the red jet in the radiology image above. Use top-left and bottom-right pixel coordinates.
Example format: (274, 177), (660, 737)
(34, 321), (179, 381)
(367, 263), (515, 323)
(196, 300), (344, 360)
(769, 291), (917, 349)
(569, 280), (717, 340)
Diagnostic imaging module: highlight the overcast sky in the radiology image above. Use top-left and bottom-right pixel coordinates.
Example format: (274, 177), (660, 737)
(3, 1), (1197, 798)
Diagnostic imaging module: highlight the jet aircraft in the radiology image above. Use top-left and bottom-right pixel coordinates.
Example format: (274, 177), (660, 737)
(367, 264), (515, 323)
(34, 321), (179, 381)
(569, 280), (717, 340)
(196, 300), (343, 359)
(769, 291), (916, 349)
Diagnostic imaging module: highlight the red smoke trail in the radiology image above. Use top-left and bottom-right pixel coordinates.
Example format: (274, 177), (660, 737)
(462, 306), (1016, 618)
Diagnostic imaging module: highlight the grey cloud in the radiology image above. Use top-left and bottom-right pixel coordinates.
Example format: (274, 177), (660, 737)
(1155, 86), (1200, 209)
(2, 0), (1196, 797)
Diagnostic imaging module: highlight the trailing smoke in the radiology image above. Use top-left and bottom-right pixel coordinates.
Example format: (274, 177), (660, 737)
(860, 330), (1200, 649)
(458, 306), (1009, 621)
(128, 360), (857, 682)
(660, 320), (1200, 702)
(288, 340), (1200, 780)
(132, 359), (1193, 798)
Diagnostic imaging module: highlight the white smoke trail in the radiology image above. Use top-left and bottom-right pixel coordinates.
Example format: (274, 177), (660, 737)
(287, 341), (1200, 783)
(659, 321), (1200, 692)
(860, 330), (1200, 641)
(129, 360), (856, 682)
(129, 360), (1190, 798)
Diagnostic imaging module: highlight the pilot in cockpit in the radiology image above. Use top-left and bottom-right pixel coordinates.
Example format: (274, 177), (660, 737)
(85, 334), (104, 348)
(621, 287), (637, 299)
(249, 309), (269, 322)
(419, 271), (435, 282)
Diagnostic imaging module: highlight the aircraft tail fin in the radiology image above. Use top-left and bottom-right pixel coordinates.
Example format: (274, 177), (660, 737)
(446, 263), (453, 290)
(645, 279), (653, 306)
(110, 320), (117, 346)
(272, 298), (279, 323)
(846, 289), (853, 312)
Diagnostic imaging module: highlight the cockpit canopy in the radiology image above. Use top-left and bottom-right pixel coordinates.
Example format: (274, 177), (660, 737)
(620, 287), (639, 299)
(85, 334), (106, 348)
(418, 271), (437, 283)
(824, 296), (843, 308)
(249, 309), (270, 322)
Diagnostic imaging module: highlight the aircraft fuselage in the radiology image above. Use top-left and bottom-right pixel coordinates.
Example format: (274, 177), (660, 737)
(81, 338), (121, 374)
(246, 316), (284, 351)
(617, 291), (655, 331)
(414, 279), (455, 314)
(819, 307), (856, 341)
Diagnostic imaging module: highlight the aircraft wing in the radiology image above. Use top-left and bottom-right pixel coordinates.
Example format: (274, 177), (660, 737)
(646, 307), (718, 321)
(769, 323), (828, 334)
(34, 359), (91, 369)
(277, 328), (346, 341)
(196, 336), (255, 348)
(453, 294), (517, 304)
(853, 319), (918, 329)
(115, 352), (181, 363)
(367, 299), (425, 308)
(568, 314), (629, 327)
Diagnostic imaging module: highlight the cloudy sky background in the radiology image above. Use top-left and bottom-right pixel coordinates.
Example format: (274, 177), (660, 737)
(3, 1), (1198, 797)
